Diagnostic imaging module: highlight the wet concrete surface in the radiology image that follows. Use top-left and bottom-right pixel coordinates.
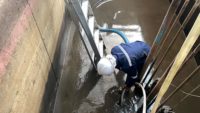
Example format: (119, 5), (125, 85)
(56, 0), (169, 113)
(56, 30), (132, 113)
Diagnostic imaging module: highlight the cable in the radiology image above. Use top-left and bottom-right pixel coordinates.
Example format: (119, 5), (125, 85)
(173, 84), (200, 108)
(170, 84), (200, 98)
(136, 83), (147, 113)
(99, 28), (130, 44)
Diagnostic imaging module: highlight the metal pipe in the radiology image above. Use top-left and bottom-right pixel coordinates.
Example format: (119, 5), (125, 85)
(150, 0), (190, 71)
(65, 0), (98, 69)
(147, 43), (200, 104)
(147, 63), (172, 104)
(151, 13), (200, 113)
(142, 60), (156, 86)
(136, 83), (147, 113)
(145, 43), (196, 90)
(68, 0), (101, 61)
(162, 0), (189, 41)
(79, 31), (97, 69)
(140, 0), (182, 82)
(144, 1), (199, 88)
(150, 0), (199, 78)
(147, 96), (157, 111)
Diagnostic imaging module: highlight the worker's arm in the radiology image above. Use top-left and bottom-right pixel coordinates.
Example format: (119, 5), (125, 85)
(125, 66), (139, 88)
(125, 75), (139, 88)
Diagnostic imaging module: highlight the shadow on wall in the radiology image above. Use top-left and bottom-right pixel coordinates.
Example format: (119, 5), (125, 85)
(39, 9), (75, 113)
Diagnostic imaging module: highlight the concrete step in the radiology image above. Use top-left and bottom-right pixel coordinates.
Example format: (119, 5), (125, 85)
(94, 29), (100, 49)
(81, 0), (89, 20)
(99, 40), (104, 57)
(88, 16), (95, 36)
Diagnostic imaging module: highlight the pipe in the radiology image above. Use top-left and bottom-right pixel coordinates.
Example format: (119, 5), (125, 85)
(140, 0), (188, 84)
(147, 96), (157, 111)
(160, 66), (200, 107)
(147, 64), (172, 104)
(145, 1), (199, 86)
(151, 13), (200, 113)
(136, 83), (147, 113)
(119, 89), (126, 106)
(147, 42), (200, 104)
(139, 0), (182, 80)
(99, 28), (130, 44)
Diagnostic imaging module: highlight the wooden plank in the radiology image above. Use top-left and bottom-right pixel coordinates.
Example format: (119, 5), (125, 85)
(160, 66), (200, 107)
(147, 43), (200, 105)
(140, 0), (181, 82)
(151, 14), (200, 113)
(145, 1), (199, 88)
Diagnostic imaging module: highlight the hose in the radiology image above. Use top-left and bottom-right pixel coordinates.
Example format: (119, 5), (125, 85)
(136, 82), (147, 113)
(99, 28), (130, 44)
(119, 89), (126, 106)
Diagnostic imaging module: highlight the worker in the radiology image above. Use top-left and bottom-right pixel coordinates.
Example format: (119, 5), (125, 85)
(97, 41), (150, 90)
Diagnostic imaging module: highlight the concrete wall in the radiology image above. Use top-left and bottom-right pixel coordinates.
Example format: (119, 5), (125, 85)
(0, 0), (67, 113)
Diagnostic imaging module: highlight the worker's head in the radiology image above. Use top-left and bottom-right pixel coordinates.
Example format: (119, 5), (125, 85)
(97, 54), (116, 76)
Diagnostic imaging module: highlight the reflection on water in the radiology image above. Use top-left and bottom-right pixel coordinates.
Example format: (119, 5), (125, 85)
(113, 11), (122, 20)
(95, 0), (113, 8)
(111, 24), (144, 42)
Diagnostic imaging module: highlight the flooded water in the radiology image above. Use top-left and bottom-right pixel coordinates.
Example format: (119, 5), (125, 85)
(92, 0), (169, 45)
(54, 0), (169, 113)
(56, 31), (137, 113)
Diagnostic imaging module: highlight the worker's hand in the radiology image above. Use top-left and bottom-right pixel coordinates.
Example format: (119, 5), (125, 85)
(118, 85), (130, 93)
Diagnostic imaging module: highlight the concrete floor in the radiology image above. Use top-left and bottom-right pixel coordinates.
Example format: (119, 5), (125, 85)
(54, 0), (169, 113)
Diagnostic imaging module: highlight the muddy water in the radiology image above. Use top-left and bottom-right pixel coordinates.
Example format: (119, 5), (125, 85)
(92, 0), (169, 45)
(58, 0), (169, 113)
(60, 31), (134, 113)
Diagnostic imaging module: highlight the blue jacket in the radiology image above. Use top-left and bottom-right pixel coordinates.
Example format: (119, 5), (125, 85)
(111, 41), (150, 87)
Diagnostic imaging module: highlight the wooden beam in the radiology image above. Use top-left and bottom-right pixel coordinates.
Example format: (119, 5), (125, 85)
(140, 0), (181, 82)
(151, 14), (200, 113)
